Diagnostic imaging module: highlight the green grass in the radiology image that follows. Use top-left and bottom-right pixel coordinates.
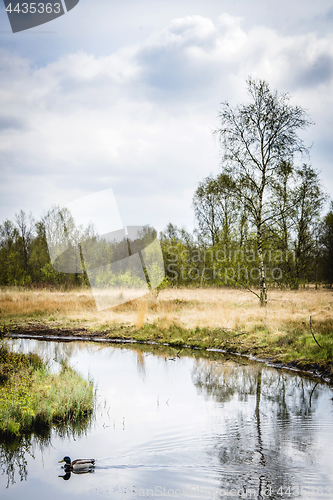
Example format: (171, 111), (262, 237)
(2, 316), (333, 381)
(105, 320), (333, 380)
(0, 343), (95, 436)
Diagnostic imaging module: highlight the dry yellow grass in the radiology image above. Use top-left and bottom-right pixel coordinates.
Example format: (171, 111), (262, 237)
(135, 299), (148, 329)
(1, 286), (332, 335)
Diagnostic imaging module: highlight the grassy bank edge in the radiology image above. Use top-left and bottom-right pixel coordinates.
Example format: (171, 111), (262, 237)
(2, 319), (333, 385)
(0, 340), (95, 436)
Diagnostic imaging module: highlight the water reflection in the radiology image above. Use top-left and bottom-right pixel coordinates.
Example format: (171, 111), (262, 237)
(1, 340), (332, 500)
(0, 405), (94, 489)
(192, 359), (331, 498)
(59, 469), (95, 481)
(0, 435), (31, 488)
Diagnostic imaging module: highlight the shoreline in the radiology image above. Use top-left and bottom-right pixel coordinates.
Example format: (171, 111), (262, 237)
(5, 321), (333, 386)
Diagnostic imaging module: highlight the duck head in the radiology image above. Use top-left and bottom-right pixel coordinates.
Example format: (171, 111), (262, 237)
(59, 456), (71, 465)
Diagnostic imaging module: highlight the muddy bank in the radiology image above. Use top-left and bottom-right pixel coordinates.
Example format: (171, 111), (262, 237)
(3, 321), (332, 386)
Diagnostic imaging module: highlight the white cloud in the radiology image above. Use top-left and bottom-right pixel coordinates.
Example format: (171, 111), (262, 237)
(1, 14), (333, 231)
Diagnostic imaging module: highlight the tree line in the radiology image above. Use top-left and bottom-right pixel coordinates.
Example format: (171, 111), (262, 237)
(0, 193), (332, 294)
(0, 79), (333, 301)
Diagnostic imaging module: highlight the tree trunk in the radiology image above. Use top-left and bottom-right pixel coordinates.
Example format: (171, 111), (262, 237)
(255, 369), (265, 466)
(257, 225), (267, 307)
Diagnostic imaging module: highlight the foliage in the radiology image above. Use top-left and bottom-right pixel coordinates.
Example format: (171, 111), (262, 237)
(193, 173), (240, 246)
(320, 202), (333, 286)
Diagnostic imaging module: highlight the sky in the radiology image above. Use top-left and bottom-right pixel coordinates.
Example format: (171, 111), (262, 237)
(1, 0), (333, 233)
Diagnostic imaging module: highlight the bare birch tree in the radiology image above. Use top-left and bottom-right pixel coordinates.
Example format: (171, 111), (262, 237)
(214, 78), (313, 305)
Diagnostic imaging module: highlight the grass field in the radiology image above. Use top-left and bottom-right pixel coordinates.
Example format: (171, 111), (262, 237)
(1, 286), (333, 378)
(1, 286), (332, 330)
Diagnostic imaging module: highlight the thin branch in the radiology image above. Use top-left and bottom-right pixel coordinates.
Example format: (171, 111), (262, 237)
(237, 281), (261, 299)
(309, 381), (319, 408)
(310, 316), (322, 348)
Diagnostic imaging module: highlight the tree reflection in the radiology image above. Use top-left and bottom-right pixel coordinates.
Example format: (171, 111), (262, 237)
(0, 435), (31, 488)
(192, 358), (328, 498)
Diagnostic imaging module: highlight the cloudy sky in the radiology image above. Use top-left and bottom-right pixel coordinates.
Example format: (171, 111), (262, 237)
(1, 0), (333, 233)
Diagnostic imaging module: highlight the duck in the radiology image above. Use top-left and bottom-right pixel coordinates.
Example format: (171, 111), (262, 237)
(58, 456), (95, 470)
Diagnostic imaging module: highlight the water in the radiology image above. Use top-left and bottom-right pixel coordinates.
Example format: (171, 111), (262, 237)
(1, 339), (333, 499)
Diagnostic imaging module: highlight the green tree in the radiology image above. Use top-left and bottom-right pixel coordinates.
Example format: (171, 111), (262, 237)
(193, 173), (238, 246)
(29, 221), (52, 283)
(269, 160), (296, 285)
(0, 220), (19, 285)
(291, 164), (326, 288)
(320, 202), (333, 286)
(15, 210), (34, 276)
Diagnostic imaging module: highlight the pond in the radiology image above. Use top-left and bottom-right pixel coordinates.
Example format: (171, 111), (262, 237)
(1, 339), (333, 500)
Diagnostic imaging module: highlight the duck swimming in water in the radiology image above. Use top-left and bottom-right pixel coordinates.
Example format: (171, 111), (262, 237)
(58, 456), (95, 470)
